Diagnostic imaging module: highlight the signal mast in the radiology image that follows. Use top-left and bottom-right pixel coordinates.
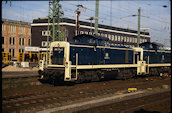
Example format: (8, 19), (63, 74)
(75, 5), (86, 36)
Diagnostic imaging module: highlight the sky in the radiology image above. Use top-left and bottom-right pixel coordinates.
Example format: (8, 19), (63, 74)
(2, 0), (171, 47)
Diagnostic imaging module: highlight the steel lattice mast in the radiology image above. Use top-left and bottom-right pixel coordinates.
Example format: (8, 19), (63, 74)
(46, 0), (63, 66)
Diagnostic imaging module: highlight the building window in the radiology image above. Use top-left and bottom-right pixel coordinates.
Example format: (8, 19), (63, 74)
(121, 36), (123, 42)
(48, 42), (50, 46)
(19, 27), (24, 33)
(19, 27), (22, 33)
(2, 24), (5, 31)
(28, 39), (31, 46)
(118, 36), (120, 41)
(129, 37), (132, 42)
(9, 48), (11, 53)
(131, 37), (133, 43)
(100, 33), (103, 37)
(13, 37), (15, 45)
(143, 39), (145, 43)
(146, 39), (148, 42)
(19, 38), (21, 45)
(2, 36), (4, 44)
(9, 26), (12, 32)
(114, 35), (117, 41)
(104, 34), (107, 37)
(89, 32), (92, 35)
(12, 49), (15, 57)
(13, 26), (16, 32)
(126, 37), (130, 42)
(135, 38), (137, 43)
(111, 35), (114, 41)
(80, 31), (84, 34)
(22, 38), (24, 45)
(42, 31), (46, 36)
(11, 26), (13, 32)
(29, 29), (31, 34)
(23, 27), (25, 33)
(108, 34), (111, 40)
(9, 37), (12, 45)
(42, 41), (47, 47)
(123, 36), (126, 42)
(129, 37), (131, 42)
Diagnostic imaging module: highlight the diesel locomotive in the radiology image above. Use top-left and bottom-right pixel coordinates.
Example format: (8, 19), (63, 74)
(38, 34), (171, 84)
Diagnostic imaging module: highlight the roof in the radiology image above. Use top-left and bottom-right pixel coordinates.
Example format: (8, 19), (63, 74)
(32, 17), (150, 36)
(2, 19), (31, 26)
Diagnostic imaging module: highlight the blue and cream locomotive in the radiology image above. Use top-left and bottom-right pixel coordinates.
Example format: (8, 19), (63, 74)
(39, 34), (171, 83)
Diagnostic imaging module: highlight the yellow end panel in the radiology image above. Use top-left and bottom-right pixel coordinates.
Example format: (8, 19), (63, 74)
(137, 61), (146, 75)
(48, 41), (71, 81)
(64, 61), (71, 81)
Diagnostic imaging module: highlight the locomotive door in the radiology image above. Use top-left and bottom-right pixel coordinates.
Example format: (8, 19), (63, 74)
(100, 48), (106, 64)
(135, 52), (141, 64)
(93, 48), (101, 65)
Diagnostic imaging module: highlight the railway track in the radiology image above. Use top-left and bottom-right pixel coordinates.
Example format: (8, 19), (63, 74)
(3, 76), (170, 98)
(2, 76), (170, 113)
(73, 90), (171, 113)
(2, 71), (41, 89)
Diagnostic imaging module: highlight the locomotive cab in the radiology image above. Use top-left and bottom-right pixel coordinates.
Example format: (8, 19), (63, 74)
(38, 41), (71, 82)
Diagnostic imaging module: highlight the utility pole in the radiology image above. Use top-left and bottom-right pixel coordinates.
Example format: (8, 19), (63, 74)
(86, 17), (95, 33)
(137, 8), (141, 47)
(57, 0), (61, 41)
(52, 0), (56, 42)
(75, 6), (86, 36)
(94, 0), (99, 35)
(46, 1), (51, 67)
(110, 0), (112, 26)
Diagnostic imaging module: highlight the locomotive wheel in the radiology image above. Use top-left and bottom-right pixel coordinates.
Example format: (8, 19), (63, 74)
(117, 68), (136, 80)
(150, 67), (171, 76)
(75, 70), (100, 83)
(75, 72), (85, 84)
(91, 71), (100, 82)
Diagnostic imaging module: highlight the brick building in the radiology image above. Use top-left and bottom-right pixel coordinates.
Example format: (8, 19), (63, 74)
(2, 19), (31, 59)
(31, 17), (150, 48)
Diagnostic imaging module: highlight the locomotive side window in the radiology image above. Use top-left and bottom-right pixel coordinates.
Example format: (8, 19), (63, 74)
(97, 40), (104, 46)
(150, 44), (153, 49)
(105, 41), (110, 47)
(75, 39), (78, 43)
(89, 38), (95, 44)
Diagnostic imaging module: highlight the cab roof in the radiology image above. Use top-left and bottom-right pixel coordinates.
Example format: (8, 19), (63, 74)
(73, 34), (109, 41)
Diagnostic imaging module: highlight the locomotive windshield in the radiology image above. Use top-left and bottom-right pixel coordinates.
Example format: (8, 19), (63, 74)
(51, 47), (64, 65)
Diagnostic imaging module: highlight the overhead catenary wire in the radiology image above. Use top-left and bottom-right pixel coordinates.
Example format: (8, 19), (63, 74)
(2, 1), (170, 40)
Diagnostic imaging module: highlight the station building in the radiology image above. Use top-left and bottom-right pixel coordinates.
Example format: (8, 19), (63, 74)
(31, 17), (150, 48)
(2, 19), (31, 59)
